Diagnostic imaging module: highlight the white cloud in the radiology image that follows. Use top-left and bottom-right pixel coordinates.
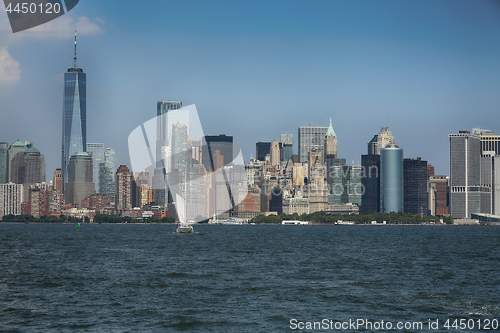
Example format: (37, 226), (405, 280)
(0, 11), (105, 85)
(0, 46), (20, 85)
(9, 14), (105, 40)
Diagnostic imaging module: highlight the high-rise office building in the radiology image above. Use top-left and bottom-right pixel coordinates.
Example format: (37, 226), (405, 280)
(428, 175), (449, 216)
(157, 100), (183, 115)
(281, 144), (293, 162)
(474, 128), (500, 157)
(65, 152), (95, 207)
(156, 100), (183, 167)
(8, 140), (28, 182)
(171, 122), (188, 171)
(403, 157), (428, 215)
(360, 154), (380, 214)
(0, 142), (8, 184)
(306, 156), (328, 213)
(99, 148), (115, 200)
(115, 165), (132, 212)
(10, 147), (46, 202)
(280, 134), (293, 146)
(203, 135), (233, 171)
(480, 152), (500, 215)
(53, 168), (62, 193)
(368, 126), (395, 155)
(270, 140), (280, 166)
(17, 147), (46, 184)
(361, 125), (396, 214)
(324, 118), (337, 159)
(449, 130), (488, 218)
(0, 183), (23, 218)
(280, 134), (294, 162)
(380, 144), (403, 213)
(86, 143), (105, 190)
(62, 33), (86, 192)
(256, 141), (271, 162)
(298, 125), (328, 163)
(308, 150), (322, 179)
(27, 187), (49, 218)
(328, 165), (362, 207)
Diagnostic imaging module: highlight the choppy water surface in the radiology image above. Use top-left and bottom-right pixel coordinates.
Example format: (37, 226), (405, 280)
(0, 224), (499, 332)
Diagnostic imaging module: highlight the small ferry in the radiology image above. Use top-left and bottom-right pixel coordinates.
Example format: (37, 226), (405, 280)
(282, 220), (309, 225)
(335, 220), (355, 225)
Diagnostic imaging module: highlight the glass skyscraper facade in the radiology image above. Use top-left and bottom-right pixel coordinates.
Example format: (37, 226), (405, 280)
(86, 143), (104, 191)
(99, 148), (115, 200)
(61, 39), (86, 193)
(403, 157), (428, 215)
(380, 144), (403, 213)
(298, 126), (328, 163)
(203, 135), (234, 171)
(449, 130), (486, 218)
(0, 142), (8, 184)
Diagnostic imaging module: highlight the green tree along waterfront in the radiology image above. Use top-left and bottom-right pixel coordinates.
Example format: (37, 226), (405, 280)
(0, 214), (177, 224)
(1, 212), (453, 224)
(251, 212), (454, 224)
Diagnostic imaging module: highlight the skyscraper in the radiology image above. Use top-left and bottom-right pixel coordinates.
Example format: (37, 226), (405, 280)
(10, 146), (46, 202)
(115, 165), (132, 212)
(99, 148), (115, 200)
(53, 168), (62, 193)
(449, 130), (487, 218)
(270, 140), (280, 166)
(171, 122), (188, 171)
(8, 140), (28, 182)
(480, 152), (500, 215)
(280, 134), (293, 161)
(324, 118), (337, 159)
(203, 135), (234, 171)
(0, 142), (8, 184)
(62, 32), (86, 192)
(298, 125), (328, 163)
(256, 141), (271, 162)
(368, 126), (395, 155)
(361, 125), (396, 214)
(156, 100), (183, 168)
(86, 143), (104, 190)
(380, 144), (403, 213)
(360, 154), (380, 214)
(65, 152), (95, 207)
(0, 183), (23, 218)
(154, 100), (183, 207)
(306, 156), (328, 213)
(403, 157), (428, 215)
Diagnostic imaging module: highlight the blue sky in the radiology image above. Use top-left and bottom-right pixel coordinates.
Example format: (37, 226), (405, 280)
(1, 0), (500, 180)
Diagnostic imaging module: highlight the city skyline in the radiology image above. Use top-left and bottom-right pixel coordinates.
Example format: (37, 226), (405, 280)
(1, 1), (500, 180)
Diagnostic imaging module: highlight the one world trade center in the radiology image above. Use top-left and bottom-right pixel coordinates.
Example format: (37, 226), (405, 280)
(61, 32), (86, 192)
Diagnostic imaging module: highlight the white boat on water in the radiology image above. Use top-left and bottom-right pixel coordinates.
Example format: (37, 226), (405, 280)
(282, 220), (309, 225)
(176, 224), (194, 233)
(209, 215), (245, 225)
(335, 220), (355, 225)
(175, 194), (194, 233)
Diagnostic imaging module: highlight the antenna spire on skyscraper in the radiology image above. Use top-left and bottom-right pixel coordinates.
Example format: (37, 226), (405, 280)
(74, 30), (77, 69)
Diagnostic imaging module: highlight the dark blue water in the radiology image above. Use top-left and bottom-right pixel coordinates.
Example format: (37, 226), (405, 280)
(0, 224), (499, 332)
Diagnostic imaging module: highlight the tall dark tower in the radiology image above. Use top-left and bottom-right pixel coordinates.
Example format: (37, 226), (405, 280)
(61, 31), (86, 193)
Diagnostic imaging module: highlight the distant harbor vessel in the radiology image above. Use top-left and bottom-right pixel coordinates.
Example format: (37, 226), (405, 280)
(282, 220), (309, 225)
(176, 224), (194, 233)
(335, 220), (355, 225)
(175, 194), (194, 233)
(208, 215), (246, 225)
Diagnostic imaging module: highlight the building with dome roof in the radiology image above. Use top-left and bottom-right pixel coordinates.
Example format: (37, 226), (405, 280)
(8, 140), (28, 182)
(8, 145), (46, 202)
